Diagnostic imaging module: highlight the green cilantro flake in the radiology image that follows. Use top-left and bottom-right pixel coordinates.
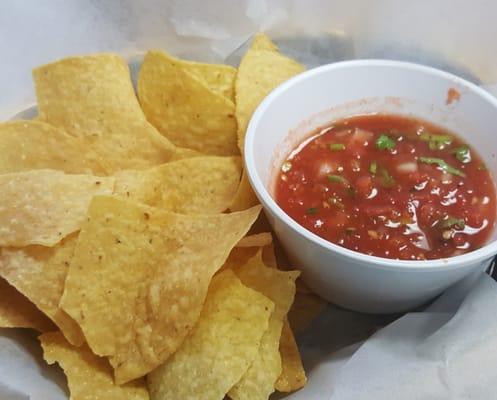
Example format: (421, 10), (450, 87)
(327, 175), (349, 185)
(452, 145), (471, 163)
(376, 134), (396, 150)
(369, 161), (378, 175)
(329, 143), (346, 151)
(439, 216), (465, 230)
(420, 133), (453, 150)
(418, 156), (466, 177)
(379, 167), (395, 188)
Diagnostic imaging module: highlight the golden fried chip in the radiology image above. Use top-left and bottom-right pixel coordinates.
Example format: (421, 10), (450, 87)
(0, 234), (84, 345)
(288, 290), (328, 334)
(33, 54), (194, 174)
(147, 270), (273, 400)
(236, 233), (272, 248)
(229, 170), (259, 211)
(229, 251), (299, 400)
(138, 50), (238, 155)
(0, 121), (106, 175)
(0, 170), (114, 247)
(235, 34), (304, 152)
(179, 59), (236, 101)
(222, 235), (273, 273)
(275, 318), (307, 392)
(115, 156), (241, 213)
(220, 246), (259, 272)
(0, 278), (55, 332)
(261, 243), (278, 268)
(40, 332), (149, 400)
(250, 32), (279, 51)
(60, 196), (261, 383)
(258, 236), (307, 390)
(230, 35), (304, 211)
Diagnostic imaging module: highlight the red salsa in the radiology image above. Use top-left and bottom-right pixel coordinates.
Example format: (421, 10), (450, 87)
(275, 114), (496, 260)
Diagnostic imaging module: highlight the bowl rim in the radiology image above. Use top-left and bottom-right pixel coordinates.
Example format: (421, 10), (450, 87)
(244, 59), (497, 272)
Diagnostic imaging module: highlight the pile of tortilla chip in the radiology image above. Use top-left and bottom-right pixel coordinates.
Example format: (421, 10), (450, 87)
(0, 33), (327, 400)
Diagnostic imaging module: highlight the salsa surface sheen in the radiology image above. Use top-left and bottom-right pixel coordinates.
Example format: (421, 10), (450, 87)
(275, 114), (496, 260)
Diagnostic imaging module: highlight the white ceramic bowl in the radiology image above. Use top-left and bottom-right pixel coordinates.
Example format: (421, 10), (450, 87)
(244, 60), (497, 314)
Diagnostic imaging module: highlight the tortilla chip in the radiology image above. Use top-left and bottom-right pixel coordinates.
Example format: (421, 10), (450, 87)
(275, 319), (307, 392)
(229, 170), (259, 211)
(250, 32), (279, 51)
(114, 156), (241, 213)
(288, 291), (328, 334)
(261, 243), (278, 268)
(229, 251), (299, 400)
(257, 238), (307, 392)
(236, 232), (272, 248)
(33, 54), (194, 174)
(0, 120), (106, 175)
(0, 169), (114, 247)
(60, 196), (261, 383)
(235, 34), (304, 152)
(0, 234), (85, 345)
(220, 247), (259, 272)
(147, 270), (273, 400)
(222, 235), (274, 274)
(248, 212), (273, 235)
(0, 277), (55, 332)
(178, 59), (236, 101)
(40, 332), (149, 400)
(226, 241), (305, 395)
(138, 50), (238, 156)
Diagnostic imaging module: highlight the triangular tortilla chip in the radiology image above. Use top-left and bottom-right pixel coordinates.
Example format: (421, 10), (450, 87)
(147, 270), (273, 400)
(250, 32), (279, 51)
(0, 120), (106, 175)
(177, 58), (236, 101)
(60, 196), (261, 383)
(230, 34), (304, 211)
(0, 234), (85, 345)
(114, 156), (241, 213)
(275, 319), (307, 392)
(229, 251), (299, 400)
(0, 277), (55, 332)
(229, 170), (259, 211)
(138, 50), (238, 155)
(256, 240), (307, 392)
(40, 332), (149, 400)
(0, 169), (114, 247)
(288, 290), (328, 334)
(236, 232), (272, 248)
(235, 33), (304, 152)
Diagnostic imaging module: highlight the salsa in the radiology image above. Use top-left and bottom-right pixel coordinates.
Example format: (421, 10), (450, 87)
(275, 114), (496, 260)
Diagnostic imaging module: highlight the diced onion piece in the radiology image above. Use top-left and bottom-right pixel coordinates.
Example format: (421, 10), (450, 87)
(368, 230), (379, 239)
(350, 159), (361, 172)
(335, 129), (352, 138)
(281, 161), (292, 173)
(351, 128), (374, 144)
(441, 172), (453, 184)
(316, 161), (336, 178)
(396, 162), (418, 174)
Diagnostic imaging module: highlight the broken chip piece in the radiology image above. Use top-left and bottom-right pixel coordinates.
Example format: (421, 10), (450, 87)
(147, 270), (273, 400)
